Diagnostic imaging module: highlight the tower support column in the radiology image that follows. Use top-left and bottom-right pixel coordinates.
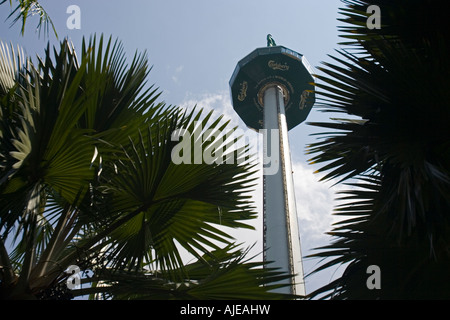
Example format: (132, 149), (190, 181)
(262, 84), (306, 296)
(229, 40), (315, 298)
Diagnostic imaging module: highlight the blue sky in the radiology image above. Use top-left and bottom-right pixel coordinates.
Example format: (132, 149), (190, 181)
(1, 0), (348, 297)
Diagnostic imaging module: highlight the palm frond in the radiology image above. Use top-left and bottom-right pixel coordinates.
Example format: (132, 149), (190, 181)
(306, 0), (450, 299)
(0, 34), (293, 300)
(74, 245), (295, 300)
(0, 0), (57, 37)
(95, 109), (258, 277)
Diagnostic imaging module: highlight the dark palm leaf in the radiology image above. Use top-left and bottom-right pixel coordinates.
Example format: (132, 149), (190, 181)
(306, 0), (450, 299)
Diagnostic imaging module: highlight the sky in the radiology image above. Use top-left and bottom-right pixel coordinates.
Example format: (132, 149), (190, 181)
(1, 0), (349, 297)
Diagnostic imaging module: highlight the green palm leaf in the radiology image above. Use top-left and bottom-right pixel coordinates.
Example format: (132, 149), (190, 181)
(0, 32), (294, 300)
(0, 0), (57, 37)
(70, 245), (294, 300)
(96, 109), (257, 276)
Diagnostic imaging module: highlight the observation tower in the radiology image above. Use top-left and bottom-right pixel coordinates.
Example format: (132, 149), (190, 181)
(229, 35), (315, 295)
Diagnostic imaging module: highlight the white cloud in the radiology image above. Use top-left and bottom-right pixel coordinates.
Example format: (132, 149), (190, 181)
(293, 162), (340, 244)
(180, 91), (239, 126)
(168, 65), (184, 83)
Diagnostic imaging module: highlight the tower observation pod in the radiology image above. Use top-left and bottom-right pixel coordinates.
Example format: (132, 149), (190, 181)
(229, 35), (315, 296)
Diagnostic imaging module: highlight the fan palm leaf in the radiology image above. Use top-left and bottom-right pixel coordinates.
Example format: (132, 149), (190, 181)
(0, 35), (293, 300)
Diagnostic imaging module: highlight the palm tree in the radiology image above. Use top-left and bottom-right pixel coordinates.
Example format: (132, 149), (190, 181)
(0, 36), (295, 300)
(306, 0), (450, 299)
(0, 0), (56, 37)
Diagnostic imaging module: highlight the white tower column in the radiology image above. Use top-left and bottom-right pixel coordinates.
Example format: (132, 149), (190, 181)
(262, 84), (306, 296)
